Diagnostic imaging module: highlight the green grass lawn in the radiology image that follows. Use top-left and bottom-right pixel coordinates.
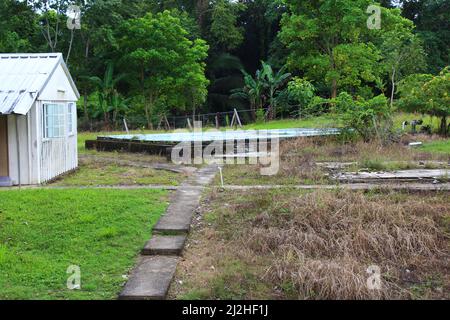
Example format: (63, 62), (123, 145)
(242, 113), (441, 131)
(243, 115), (336, 130)
(0, 188), (169, 300)
(420, 139), (450, 155)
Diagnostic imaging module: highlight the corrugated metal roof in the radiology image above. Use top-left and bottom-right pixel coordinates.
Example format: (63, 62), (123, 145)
(0, 53), (79, 115)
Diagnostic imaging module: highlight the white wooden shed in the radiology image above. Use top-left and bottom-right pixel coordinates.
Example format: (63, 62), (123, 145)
(0, 53), (80, 186)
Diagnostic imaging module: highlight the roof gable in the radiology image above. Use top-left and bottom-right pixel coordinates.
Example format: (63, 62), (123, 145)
(0, 53), (80, 115)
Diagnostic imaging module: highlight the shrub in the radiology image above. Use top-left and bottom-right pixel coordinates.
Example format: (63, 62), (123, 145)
(398, 67), (450, 136)
(287, 77), (316, 117)
(333, 92), (393, 142)
(255, 108), (265, 124)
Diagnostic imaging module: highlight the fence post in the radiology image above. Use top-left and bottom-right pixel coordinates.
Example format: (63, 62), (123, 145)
(123, 118), (129, 134)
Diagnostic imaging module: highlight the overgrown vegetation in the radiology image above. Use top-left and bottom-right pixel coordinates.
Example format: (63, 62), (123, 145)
(1, 1), (447, 133)
(398, 67), (450, 135)
(219, 135), (449, 186)
(171, 189), (450, 300)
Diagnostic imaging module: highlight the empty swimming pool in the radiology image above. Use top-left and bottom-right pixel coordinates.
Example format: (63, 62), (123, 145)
(86, 128), (340, 158)
(99, 128), (340, 143)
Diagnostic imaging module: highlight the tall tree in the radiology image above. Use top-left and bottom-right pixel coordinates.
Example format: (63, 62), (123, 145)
(398, 0), (449, 73)
(0, 0), (38, 52)
(280, 0), (376, 98)
(119, 10), (209, 128)
(398, 68), (450, 135)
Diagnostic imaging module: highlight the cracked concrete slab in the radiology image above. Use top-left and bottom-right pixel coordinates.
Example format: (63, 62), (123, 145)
(334, 169), (449, 182)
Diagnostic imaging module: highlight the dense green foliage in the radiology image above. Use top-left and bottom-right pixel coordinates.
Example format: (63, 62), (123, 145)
(0, 0), (448, 134)
(398, 67), (450, 135)
(333, 92), (392, 142)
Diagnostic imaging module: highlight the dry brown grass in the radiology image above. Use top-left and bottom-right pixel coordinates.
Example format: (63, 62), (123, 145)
(218, 136), (449, 186)
(280, 135), (448, 163)
(247, 191), (448, 299)
(171, 189), (450, 300)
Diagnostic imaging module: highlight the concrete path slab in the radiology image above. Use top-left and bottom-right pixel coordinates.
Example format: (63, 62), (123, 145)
(119, 164), (219, 300)
(119, 256), (179, 300)
(153, 187), (203, 233)
(142, 235), (186, 256)
(153, 165), (219, 234)
(334, 169), (449, 182)
(223, 183), (450, 191)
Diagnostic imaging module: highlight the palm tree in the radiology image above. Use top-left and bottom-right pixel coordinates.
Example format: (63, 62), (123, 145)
(110, 92), (130, 127)
(230, 68), (265, 120)
(261, 61), (291, 120)
(86, 63), (126, 129)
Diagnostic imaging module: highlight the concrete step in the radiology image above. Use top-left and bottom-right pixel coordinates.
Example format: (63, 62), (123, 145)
(153, 187), (203, 234)
(119, 256), (179, 300)
(142, 235), (186, 256)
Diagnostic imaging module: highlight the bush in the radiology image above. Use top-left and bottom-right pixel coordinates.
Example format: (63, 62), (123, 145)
(333, 92), (393, 142)
(398, 67), (450, 136)
(256, 108), (265, 124)
(287, 77), (316, 117)
(304, 96), (330, 117)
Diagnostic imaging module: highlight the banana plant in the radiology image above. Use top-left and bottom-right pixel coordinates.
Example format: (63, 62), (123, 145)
(230, 68), (266, 120)
(85, 62), (126, 129)
(261, 61), (291, 120)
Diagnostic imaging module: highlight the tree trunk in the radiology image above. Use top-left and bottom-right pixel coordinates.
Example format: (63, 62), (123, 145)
(103, 112), (110, 131)
(144, 100), (153, 130)
(390, 67), (396, 109)
(145, 94), (155, 130)
(251, 103), (256, 121)
(440, 116), (448, 136)
(66, 29), (75, 64)
(196, 0), (209, 29)
(331, 79), (337, 99)
(329, 49), (337, 99)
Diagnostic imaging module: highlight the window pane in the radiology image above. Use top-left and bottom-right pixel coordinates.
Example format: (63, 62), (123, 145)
(68, 103), (74, 134)
(43, 104), (65, 138)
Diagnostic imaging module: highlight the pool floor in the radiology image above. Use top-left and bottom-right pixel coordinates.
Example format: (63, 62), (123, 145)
(100, 128), (339, 143)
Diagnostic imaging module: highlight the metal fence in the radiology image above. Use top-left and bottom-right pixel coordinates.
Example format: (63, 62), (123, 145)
(166, 109), (257, 130)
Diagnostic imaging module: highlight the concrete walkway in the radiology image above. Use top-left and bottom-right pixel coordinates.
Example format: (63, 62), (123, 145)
(317, 160), (449, 170)
(222, 183), (450, 191)
(119, 164), (219, 300)
(334, 169), (449, 182)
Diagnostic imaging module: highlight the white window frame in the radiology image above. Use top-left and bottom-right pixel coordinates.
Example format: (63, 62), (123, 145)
(42, 103), (66, 140)
(67, 103), (75, 136)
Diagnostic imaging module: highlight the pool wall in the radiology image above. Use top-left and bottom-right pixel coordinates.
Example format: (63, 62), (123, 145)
(85, 128), (339, 160)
